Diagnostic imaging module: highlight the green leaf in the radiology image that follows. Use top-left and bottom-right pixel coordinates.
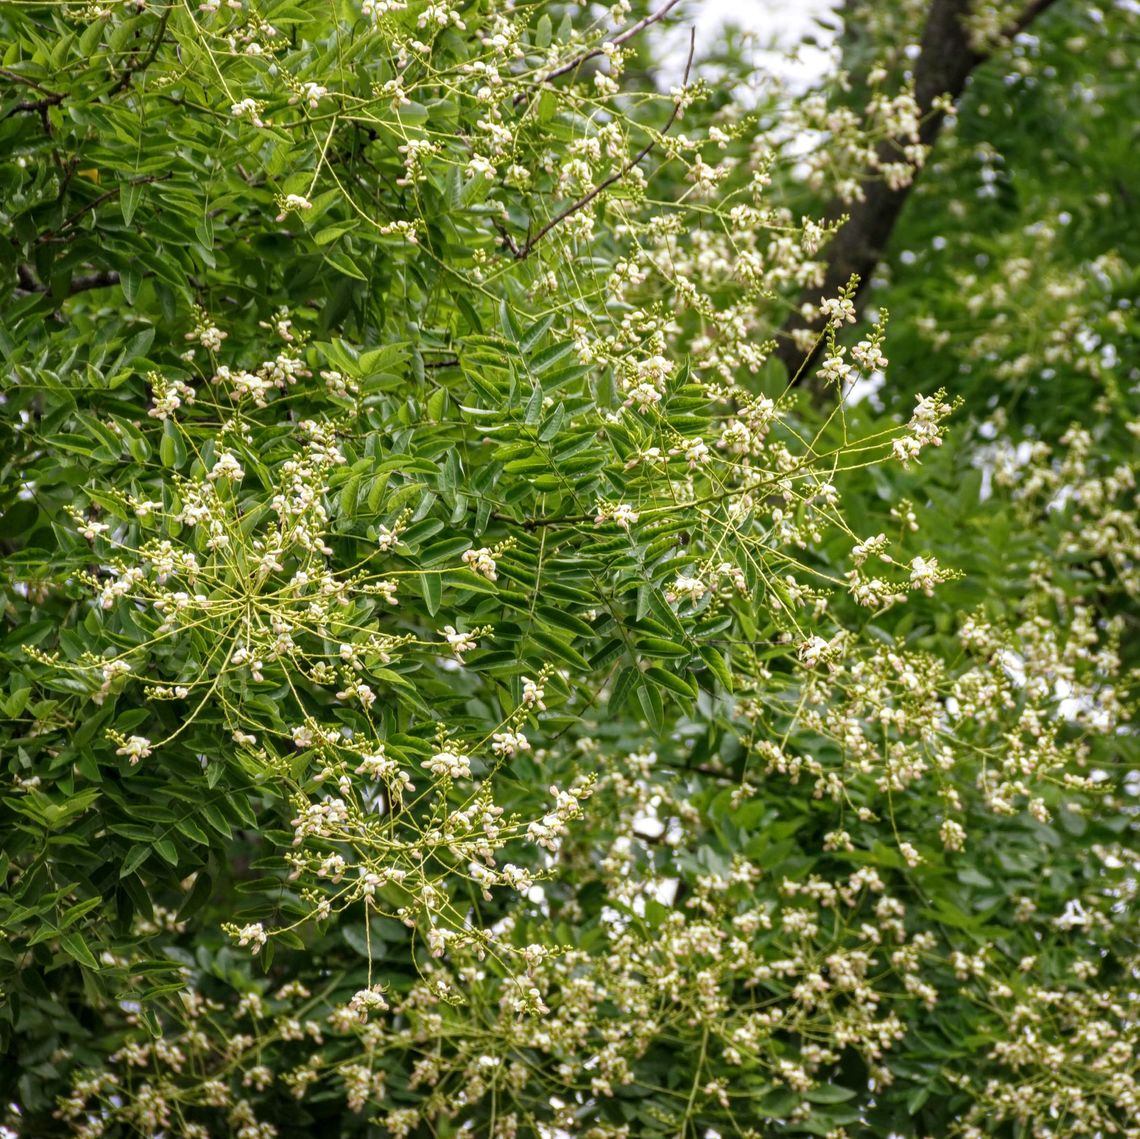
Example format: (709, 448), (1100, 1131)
(698, 645), (733, 692)
(646, 588), (687, 640)
(806, 1084), (858, 1104)
(119, 845), (150, 878)
(177, 871), (214, 921)
(644, 665), (696, 702)
(499, 299), (521, 343)
(314, 221), (356, 245)
(60, 896), (103, 929)
(608, 665), (639, 714)
(530, 629), (590, 671)
(636, 679), (664, 733)
(120, 179), (143, 226)
(325, 249), (368, 280)
(538, 402), (566, 441)
(519, 313), (555, 355)
(421, 573), (442, 616)
(524, 383), (544, 426)
(59, 930), (99, 970)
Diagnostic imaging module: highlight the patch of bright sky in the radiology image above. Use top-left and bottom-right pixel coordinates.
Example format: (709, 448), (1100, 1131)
(656, 0), (843, 88)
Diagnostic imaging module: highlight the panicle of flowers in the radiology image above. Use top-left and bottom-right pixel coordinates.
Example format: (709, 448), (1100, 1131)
(892, 390), (955, 465)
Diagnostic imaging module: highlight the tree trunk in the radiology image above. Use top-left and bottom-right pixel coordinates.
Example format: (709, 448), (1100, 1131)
(775, 0), (1060, 388)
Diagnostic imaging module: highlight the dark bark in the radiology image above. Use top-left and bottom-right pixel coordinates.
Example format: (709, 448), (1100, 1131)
(775, 0), (1062, 388)
(14, 265), (121, 297)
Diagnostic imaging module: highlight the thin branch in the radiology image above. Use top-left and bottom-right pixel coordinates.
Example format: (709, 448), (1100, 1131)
(493, 218), (521, 258)
(0, 68), (65, 127)
(37, 173), (169, 245)
(0, 68), (61, 97)
(71, 270), (122, 293)
(108, 3), (173, 96)
(14, 266), (123, 297)
(1008, 0), (1063, 35)
(511, 27), (696, 260)
(514, 0), (684, 105)
(16, 264), (39, 293)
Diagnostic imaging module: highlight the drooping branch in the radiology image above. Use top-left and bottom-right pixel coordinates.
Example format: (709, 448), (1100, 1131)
(775, 0), (1063, 388)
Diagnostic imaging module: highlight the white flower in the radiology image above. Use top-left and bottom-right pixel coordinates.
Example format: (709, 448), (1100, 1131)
(820, 295), (856, 326)
(909, 554), (943, 595)
(208, 452), (244, 481)
(336, 680), (376, 709)
(522, 677), (546, 710)
(196, 323), (227, 352)
(500, 864), (534, 892)
(667, 574), (707, 604)
(230, 98), (264, 127)
(292, 82), (327, 110)
(321, 369), (359, 397)
(852, 533), (889, 566)
(892, 435), (922, 464)
(611, 504), (639, 529)
(624, 382), (662, 411)
(235, 922), (268, 953)
(462, 547), (497, 582)
(115, 735), (152, 764)
(441, 625), (477, 655)
(275, 193), (313, 221)
(818, 354), (854, 387)
(467, 155), (496, 180)
(679, 437), (710, 467)
(355, 749), (395, 779)
(798, 636), (830, 669)
(423, 750), (470, 779)
(348, 986), (389, 1020)
(491, 730), (529, 757)
(852, 339), (888, 371)
(292, 725), (317, 748)
(940, 818), (966, 851)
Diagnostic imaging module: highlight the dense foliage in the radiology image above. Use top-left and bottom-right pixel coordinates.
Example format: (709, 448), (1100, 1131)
(1, 1), (1136, 1137)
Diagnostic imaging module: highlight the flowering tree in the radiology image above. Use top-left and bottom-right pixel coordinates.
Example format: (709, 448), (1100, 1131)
(1, 1), (1136, 1137)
